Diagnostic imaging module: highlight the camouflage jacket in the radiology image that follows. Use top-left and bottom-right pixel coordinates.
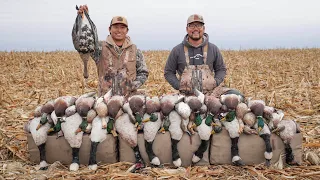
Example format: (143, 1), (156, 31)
(90, 36), (149, 89)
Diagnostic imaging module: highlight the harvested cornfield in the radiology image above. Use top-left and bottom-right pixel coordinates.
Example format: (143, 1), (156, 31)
(0, 49), (320, 179)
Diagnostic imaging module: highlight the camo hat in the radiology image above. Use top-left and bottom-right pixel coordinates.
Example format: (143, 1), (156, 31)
(110, 16), (128, 27)
(187, 14), (205, 24)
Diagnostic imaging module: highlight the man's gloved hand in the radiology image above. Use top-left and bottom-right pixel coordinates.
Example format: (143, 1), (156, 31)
(77, 5), (89, 15)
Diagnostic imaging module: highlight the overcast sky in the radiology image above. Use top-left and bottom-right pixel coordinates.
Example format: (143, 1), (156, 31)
(1, 0), (319, 51)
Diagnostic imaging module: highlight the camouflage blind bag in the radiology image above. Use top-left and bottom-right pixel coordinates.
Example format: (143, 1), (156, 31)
(72, 5), (99, 57)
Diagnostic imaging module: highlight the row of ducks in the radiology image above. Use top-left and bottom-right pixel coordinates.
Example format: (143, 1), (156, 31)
(24, 89), (300, 171)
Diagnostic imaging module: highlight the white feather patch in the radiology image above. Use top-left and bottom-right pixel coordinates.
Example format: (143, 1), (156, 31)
(173, 158), (182, 167)
(232, 155), (241, 162)
(264, 151), (273, 160)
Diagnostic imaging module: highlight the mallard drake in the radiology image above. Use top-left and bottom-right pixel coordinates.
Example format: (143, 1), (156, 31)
(128, 95), (146, 130)
(191, 94), (220, 164)
(48, 96), (77, 137)
(160, 94), (184, 167)
(115, 112), (145, 169)
(159, 94), (184, 133)
(220, 94), (244, 166)
(242, 112), (258, 135)
(61, 112), (84, 171)
(75, 92), (96, 134)
(143, 96), (162, 166)
(247, 99), (272, 166)
(88, 107), (108, 171)
(107, 95), (125, 136)
(36, 100), (54, 130)
(205, 95), (223, 134)
(184, 90), (204, 135)
(87, 91), (111, 171)
(264, 107), (299, 165)
(25, 105), (51, 170)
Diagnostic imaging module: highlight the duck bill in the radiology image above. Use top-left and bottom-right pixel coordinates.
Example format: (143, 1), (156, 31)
(258, 127), (262, 132)
(142, 118), (150, 123)
(158, 127), (165, 133)
(220, 117), (226, 122)
(75, 128), (82, 135)
(36, 124), (42, 130)
(47, 128), (54, 133)
(211, 130), (216, 134)
(211, 122), (218, 126)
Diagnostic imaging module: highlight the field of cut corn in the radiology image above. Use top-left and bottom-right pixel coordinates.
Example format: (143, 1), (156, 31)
(0, 49), (319, 179)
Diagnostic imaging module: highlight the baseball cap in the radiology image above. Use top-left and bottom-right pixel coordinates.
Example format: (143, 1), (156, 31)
(187, 14), (205, 24)
(110, 16), (128, 27)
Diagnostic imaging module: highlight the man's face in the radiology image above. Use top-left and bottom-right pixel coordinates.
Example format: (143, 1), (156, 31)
(109, 23), (128, 41)
(186, 22), (205, 41)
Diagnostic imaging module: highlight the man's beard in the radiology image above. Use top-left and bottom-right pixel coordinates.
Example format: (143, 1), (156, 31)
(189, 34), (202, 41)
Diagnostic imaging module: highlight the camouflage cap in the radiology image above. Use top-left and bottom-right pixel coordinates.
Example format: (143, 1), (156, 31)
(187, 14), (205, 24)
(110, 16), (128, 27)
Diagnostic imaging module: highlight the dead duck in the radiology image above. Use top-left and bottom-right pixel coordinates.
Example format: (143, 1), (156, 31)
(160, 94), (184, 167)
(75, 92), (96, 134)
(116, 105), (145, 170)
(107, 95), (125, 137)
(192, 95), (221, 164)
(24, 104), (52, 170)
(128, 95), (146, 130)
(247, 99), (273, 167)
(48, 96), (77, 137)
(143, 96), (162, 166)
(220, 94), (244, 166)
(36, 100), (54, 130)
(60, 112), (84, 171)
(184, 89), (204, 135)
(264, 107), (300, 165)
(87, 91), (112, 171)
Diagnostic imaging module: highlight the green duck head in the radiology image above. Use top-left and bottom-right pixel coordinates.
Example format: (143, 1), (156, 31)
(79, 117), (88, 132)
(37, 113), (48, 130)
(107, 117), (115, 133)
(195, 112), (202, 126)
(205, 113), (213, 126)
(47, 117), (62, 134)
(226, 110), (236, 122)
(257, 116), (265, 132)
(149, 113), (158, 122)
(135, 113), (143, 124)
(163, 116), (171, 131)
